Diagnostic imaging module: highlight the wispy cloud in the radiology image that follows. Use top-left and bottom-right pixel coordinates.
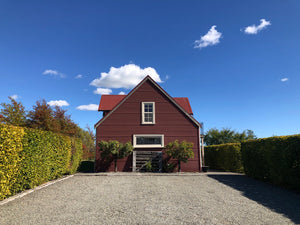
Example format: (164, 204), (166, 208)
(118, 91), (126, 95)
(244, 19), (271, 34)
(194, 25), (222, 49)
(76, 104), (98, 111)
(75, 74), (83, 79)
(47, 100), (69, 107)
(93, 88), (112, 95)
(90, 64), (162, 89)
(281, 78), (289, 82)
(43, 69), (66, 78)
(10, 94), (18, 100)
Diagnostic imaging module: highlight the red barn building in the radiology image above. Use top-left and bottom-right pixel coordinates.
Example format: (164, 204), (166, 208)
(94, 76), (203, 172)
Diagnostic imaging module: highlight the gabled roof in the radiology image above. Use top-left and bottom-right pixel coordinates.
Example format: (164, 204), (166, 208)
(173, 98), (193, 115)
(98, 95), (126, 111)
(94, 75), (201, 128)
(98, 95), (193, 115)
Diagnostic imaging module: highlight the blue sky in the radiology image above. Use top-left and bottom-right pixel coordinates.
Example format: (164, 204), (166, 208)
(0, 0), (299, 138)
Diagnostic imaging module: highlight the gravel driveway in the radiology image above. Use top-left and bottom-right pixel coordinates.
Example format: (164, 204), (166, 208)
(1, 172), (299, 225)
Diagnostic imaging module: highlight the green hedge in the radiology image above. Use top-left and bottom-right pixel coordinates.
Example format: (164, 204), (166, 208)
(205, 143), (243, 173)
(69, 138), (83, 174)
(241, 135), (300, 190)
(0, 124), (83, 200)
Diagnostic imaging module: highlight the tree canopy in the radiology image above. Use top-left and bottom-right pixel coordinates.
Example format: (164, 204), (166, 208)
(0, 97), (27, 126)
(166, 140), (194, 172)
(204, 128), (257, 146)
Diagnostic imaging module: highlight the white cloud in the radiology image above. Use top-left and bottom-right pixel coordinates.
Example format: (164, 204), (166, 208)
(90, 64), (162, 89)
(43, 69), (66, 78)
(76, 104), (98, 111)
(75, 74), (83, 79)
(10, 94), (18, 100)
(281, 78), (289, 82)
(94, 88), (113, 95)
(194, 25), (222, 49)
(244, 19), (271, 34)
(118, 91), (126, 95)
(47, 100), (69, 107)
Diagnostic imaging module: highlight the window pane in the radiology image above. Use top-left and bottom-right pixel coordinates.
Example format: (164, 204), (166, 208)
(144, 104), (149, 112)
(144, 113), (153, 122)
(144, 114), (149, 122)
(136, 136), (162, 145)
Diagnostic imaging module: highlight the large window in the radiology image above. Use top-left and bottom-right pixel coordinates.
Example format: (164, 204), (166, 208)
(133, 134), (164, 148)
(142, 102), (155, 124)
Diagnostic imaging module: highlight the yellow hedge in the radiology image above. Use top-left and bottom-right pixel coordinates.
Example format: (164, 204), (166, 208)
(0, 124), (24, 200)
(0, 124), (83, 200)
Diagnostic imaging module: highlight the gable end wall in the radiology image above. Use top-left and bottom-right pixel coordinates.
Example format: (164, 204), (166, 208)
(95, 80), (200, 172)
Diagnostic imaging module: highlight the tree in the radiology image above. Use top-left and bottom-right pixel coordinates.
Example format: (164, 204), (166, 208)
(28, 100), (78, 135)
(76, 125), (95, 160)
(98, 140), (133, 172)
(0, 97), (27, 126)
(53, 106), (77, 136)
(166, 140), (194, 172)
(27, 99), (55, 131)
(204, 128), (257, 146)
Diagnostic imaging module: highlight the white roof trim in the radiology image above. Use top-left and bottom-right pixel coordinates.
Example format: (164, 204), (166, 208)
(94, 76), (201, 129)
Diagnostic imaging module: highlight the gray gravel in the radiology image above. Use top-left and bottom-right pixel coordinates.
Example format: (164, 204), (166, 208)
(0, 172), (299, 225)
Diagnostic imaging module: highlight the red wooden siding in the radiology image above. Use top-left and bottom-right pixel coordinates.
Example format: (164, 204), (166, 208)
(95, 79), (201, 172)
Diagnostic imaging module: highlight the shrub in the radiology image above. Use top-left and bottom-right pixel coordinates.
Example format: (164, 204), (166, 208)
(145, 160), (152, 172)
(98, 140), (133, 172)
(0, 124), (83, 200)
(241, 135), (300, 190)
(0, 124), (24, 200)
(166, 140), (194, 172)
(78, 160), (95, 173)
(205, 143), (243, 173)
(12, 128), (72, 193)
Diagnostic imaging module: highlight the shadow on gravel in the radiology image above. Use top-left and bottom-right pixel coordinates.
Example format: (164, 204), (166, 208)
(208, 174), (300, 224)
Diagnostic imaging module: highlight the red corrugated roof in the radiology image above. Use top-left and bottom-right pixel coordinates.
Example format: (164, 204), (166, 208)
(98, 95), (193, 115)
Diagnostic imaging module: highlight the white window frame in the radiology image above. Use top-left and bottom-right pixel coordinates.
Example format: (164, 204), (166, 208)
(133, 134), (164, 148)
(141, 102), (155, 124)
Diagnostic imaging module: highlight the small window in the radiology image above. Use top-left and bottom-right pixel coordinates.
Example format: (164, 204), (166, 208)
(133, 134), (164, 148)
(142, 102), (155, 124)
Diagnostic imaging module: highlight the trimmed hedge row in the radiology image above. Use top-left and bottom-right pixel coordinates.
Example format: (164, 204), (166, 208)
(69, 138), (84, 174)
(0, 124), (83, 200)
(205, 143), (243, 173)
(241, 135), (300, 190)
(0, 125), (24, 200)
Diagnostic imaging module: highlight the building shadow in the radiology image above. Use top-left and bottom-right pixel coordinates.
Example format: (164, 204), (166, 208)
(207, 174), (300, 224)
